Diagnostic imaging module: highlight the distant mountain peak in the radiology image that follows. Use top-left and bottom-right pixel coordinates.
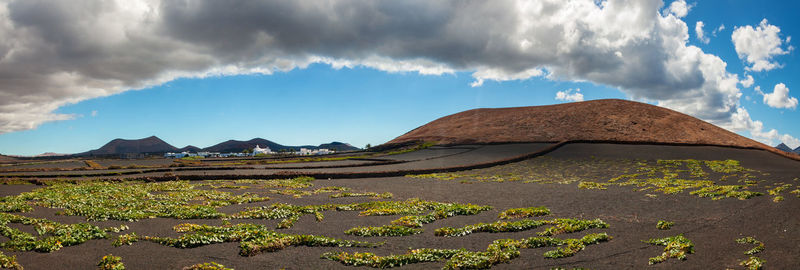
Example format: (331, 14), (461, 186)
(82, 136), (178, 156)
(78, 136), (359, 156)
(775, 143), (793, 152)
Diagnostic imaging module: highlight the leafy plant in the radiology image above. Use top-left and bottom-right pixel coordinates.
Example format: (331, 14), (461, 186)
(112, 233), (139, 247)
(435, 218), (608, 237)
(644, 234), (694, 264)
(330, 192), (393, 199)
(498, 206), (550, 219)
(84, 160), (104, 169)
(577, 181), (608, 190)
(435, 219), (546, 237)
(182, 262), (233, 270)
(736, 237), (765, 255)
(689, 185), (762, 200)
(97, 254), (124, 270)
(0, 251), (21, 270)
(656, 220), (674, 230)
(345, 225), (423, 237)
(739, 256), (765, 270)
(0, 212), (108, 252)
(323, 233), (611, 269)
(233, 199), (491, 230)
(7, 180), (270, 221)
(143, 223), (380, 256)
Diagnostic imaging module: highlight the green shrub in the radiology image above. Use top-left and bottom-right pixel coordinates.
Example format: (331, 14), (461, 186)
(740, 256), (765, 270)
(0, 251), (21, 270)
(498, 206), (551, 219)
(182, 262), (233, 270)
(0, 212), (107, 252)
(644, 234), (694, 264)
(323, 233), (611, 269)
(143, 223), (380, 256)
(97, 254), (124, 270)
(330, 192), (393, 199)
(345, 225), (423, 237)
(112, 233), (139, 247)
(656, 220), (674, 230)
(736, 237), (765, 255)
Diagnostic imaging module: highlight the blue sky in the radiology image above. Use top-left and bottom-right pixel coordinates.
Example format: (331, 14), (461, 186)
(0, 0), (798, 155)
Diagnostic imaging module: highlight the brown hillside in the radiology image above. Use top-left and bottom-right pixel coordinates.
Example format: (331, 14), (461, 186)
(389, 99), (791, 156)
(0, 154), (16, 164)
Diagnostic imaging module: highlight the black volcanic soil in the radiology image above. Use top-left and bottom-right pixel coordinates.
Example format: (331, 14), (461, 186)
(1, 144), (799, 269)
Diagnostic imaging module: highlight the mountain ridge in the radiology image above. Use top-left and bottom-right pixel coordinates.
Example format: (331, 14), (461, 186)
(77, 136), (359, 156)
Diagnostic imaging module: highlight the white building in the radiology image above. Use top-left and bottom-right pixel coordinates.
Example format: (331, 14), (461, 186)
(297, 148), (334, 155)
(164, 152), (190, 158)
(252, 145), (273, 156)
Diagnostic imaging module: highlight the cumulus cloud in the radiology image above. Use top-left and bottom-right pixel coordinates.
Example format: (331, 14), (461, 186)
(695, 21), (709, 44)
(731, 107), (800, 148)
(712, 24), (725, 36)
(0, 0), (794, 146)
(666, 0), (692, 18)
(555, 88), (584, 102)
(732, 19), (792, 72)
(739, 75), (754, 88)
(762, 83), (798, 109)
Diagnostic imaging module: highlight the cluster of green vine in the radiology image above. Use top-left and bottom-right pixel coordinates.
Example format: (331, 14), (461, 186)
(182, 262), (233, 270)
(498, 206), (550, 219)
(345, 225), (423, 237)
(644, 234), (694, 264)
(322, 233), (611, 269)
(736, 236), (765, 270)
(330, 192), (393, 199)
(0, 251), (21, 270)
(0, 212), (108, 252)
(202, 177), (391, 200)
(610, 159), (763, 200)
(656, 220), (674, 230)
(231, 198), (491, 230)
(409, 158), (773, 201)
(97, 254), (124, 270)
(0, 180), (270, 221)
(142, 223), (380, 256)
(435, 218), (608, 237)
(767, 183), (793, 202)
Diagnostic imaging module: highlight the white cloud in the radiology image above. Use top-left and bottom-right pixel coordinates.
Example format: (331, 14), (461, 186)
(470, 68), (543, 87)
(732, 19), (791, 72)
(555, 88), (584, 102)
(695, 21), (709, 44)
(739, 75), (754, 88)
(762, 83), (798, 109)
(666, 0), (692, 18)
(712, 24), (725, 36)
(91, 110), (98, 117)
(0, 0), (794, 148)
(730, 107), (800, 148)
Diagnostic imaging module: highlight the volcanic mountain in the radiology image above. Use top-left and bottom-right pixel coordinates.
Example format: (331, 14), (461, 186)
(775, 143), (793, 153)
(388, 99), (788, 156)
(178, 145), (203, 153)
(82, 136), (179, 156)
(318, 142), (360, 151)
(202, 138), (359, 153)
